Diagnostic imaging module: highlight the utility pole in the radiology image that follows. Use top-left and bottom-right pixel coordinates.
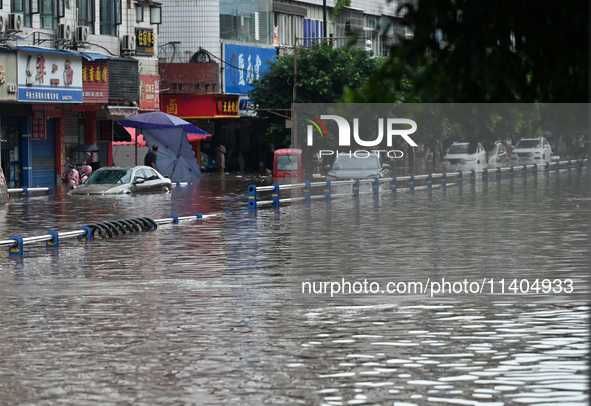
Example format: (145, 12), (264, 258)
(292, 36), (366, 146)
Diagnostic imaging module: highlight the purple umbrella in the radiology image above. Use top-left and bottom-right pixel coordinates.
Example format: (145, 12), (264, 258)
(116, 111), (208, 181)
(117, 111), (208, 135)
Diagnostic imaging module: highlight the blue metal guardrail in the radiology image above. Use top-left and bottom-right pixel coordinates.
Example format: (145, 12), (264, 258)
(248, 159), (589, 211)
(0, 212), (230, 257)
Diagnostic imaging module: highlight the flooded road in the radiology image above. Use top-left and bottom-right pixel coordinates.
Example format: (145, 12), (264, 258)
(0, 169), (588, 405)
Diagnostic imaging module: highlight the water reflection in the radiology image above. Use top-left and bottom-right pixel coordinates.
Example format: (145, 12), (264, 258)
(0, 170), (588, 405)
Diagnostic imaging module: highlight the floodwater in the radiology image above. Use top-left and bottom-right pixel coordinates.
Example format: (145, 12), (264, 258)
(0, 168), (588, 405)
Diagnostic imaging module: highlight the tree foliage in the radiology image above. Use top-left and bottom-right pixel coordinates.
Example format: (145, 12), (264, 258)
(346, 0), (589, 151)
(247, 44), (383, 147)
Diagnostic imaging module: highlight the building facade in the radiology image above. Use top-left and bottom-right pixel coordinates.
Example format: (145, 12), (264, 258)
(0, 0), (161, 187)
(157, 0), (407, 172)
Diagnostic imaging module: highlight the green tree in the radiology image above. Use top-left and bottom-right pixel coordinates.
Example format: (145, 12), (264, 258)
(247, 44), (384, 147)
(347, 1), (589, 152)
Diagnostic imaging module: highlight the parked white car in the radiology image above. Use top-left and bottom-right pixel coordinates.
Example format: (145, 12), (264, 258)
(442, 142), (487, 171)
(511, 137), (552, 163)
(488, 141), (510, 167)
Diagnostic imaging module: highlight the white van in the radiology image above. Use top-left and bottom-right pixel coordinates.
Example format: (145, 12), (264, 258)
(442, 142), (487, 171)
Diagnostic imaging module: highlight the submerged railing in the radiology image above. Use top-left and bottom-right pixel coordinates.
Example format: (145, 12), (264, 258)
(0, 212), (230, 257)
(7, 186), (53, 198)
(248, 159), (589, 211)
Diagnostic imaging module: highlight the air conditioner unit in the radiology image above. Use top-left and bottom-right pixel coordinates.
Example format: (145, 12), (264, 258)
(7, 13), (23, 32)
(75, 26), (89, 43)
(121, 34), (136, 51)
(57, 24), (72, 41)
(0, 16), (6, 34)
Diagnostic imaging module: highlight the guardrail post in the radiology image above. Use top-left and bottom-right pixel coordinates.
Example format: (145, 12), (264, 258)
(324, 180), (332, 200)
(482, 168), (488, 182)
(496, 167), (501, 180)
(271, 183), (280, 208)
(409, 174), (415, 192)
(248, 184), (257, 211)
(303, 180), (311, 202)
(554, 160), (560, 173)
(8, 235), (24, 256)
(426, 173), (432, 188)
(509, 165), (514, 178)
(170, 215), (179, 224)
(441, 172), (447, 188)
(522, 164), (527, 176)
(20, 187), (28, 199)
(46, 230), (59, 248)
(457, 171), (463, 184)
(390, 176), (397, 193)
(532, 163), (538, 176)
(372, 177), (379, 196)
(78, 226), (92, 242)
(352, 178), (360, 197)
(470, 169), (475, 183)
(46, 187), (53, 196)
(568, 159), (572, 172)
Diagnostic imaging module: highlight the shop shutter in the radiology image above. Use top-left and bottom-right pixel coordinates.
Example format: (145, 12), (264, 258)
(31, 118), (56, 187)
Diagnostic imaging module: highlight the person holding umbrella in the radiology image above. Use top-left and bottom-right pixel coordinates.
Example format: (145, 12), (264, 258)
(144, 144), (158, 169)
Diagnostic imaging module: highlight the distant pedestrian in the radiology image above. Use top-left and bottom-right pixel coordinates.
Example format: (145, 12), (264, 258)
(577, 135), (586, 158)
(144, 144), (158, 169)
(215, 144), (226, 173)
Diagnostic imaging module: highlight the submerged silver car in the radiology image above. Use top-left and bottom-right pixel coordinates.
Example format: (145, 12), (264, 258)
(326, 154), (391, 181)
(69, 166), (172, 195)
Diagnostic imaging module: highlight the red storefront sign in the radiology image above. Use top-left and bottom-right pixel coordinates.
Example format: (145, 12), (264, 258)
(139, 75), (160, 111)
(82, 61), (109, 103)
(161, 94), (239, 118)
(31, 109), (46, 140)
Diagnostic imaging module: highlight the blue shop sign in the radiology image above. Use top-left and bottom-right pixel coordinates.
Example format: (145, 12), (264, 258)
(17, 49), (83, 103)
(224, 43), (276, 95)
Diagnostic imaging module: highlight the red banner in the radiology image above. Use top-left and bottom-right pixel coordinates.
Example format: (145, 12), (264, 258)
(161, 94), (239, 118)
(31, 109), (46, 140)
(139, 75), (160, 111)
(82, 61), (109, 103)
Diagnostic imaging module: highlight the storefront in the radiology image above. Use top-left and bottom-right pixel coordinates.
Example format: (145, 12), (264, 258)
(0, 47), (83, 188)
(161, 94), (239, 168)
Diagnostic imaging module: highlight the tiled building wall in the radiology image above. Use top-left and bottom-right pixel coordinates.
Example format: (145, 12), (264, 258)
(159, 0), (221, 63)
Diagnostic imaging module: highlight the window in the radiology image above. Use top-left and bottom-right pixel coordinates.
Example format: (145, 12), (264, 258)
(100, 0), (121, 36)
(33, 0), (64, 29)
(78, 0), (95, 34)
(135, 5), (143, 22)
(149, 5), (160, 24)
(10, 0), (32, 26)
(275, 13), (303, 47)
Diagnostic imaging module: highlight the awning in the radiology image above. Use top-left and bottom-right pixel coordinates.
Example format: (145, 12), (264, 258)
(17, 46), (80, 56)
(80, 51), (118, 61)
(107, 105), (139, 119)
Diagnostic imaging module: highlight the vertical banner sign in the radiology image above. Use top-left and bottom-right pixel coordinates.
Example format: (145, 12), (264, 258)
(224, 43), (276, 95)
(139, 75), (160, 111)
(31, 110), (46, 140)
